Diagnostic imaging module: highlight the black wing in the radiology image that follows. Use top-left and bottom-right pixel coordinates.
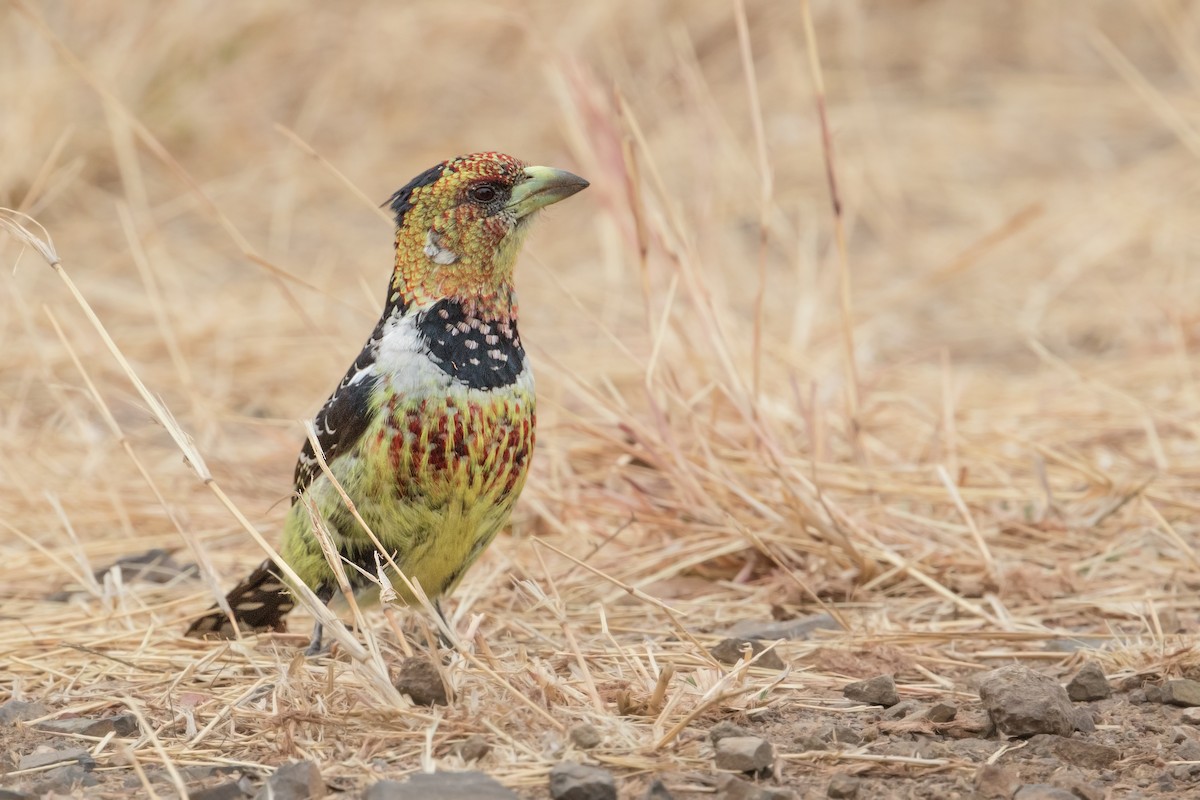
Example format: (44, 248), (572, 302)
(292, 322), (384, 498)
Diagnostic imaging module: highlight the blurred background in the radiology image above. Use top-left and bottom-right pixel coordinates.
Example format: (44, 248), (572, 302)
(2, 0), (1199, 726)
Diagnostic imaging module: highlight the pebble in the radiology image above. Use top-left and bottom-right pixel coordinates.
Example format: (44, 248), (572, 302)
(843, 675), (899, 707)
(642, 778), (674, 799)
(1044, 735), (1120, 769)
(548, 762), (617, 800)
(17, 747), (94, 771)
(36, 712), (139, 737)
(569, 723), (602, 750)
(453, 734), (491, 762)
(365, 771), (516, 799)
(714, 736), (774, 773)
(826, 773), (859, 798)
(1177, 739), (1200, 761)
(1073, 709), (1096, 734)
(882, 700), (921, 720)
(1182, 707), (1200, 725)
(724, 613), (839, 641)
(710, 721), (753, 744)
(254, 760), (324, 800)
(925, 702), (958, 723)
(1066, 661), (1111, 701)
(393, 657), (448, 707)
(978, 665), (1076, 737)
(709, 638), (785, 670)
(1162, 679), (1200, 707)
(0, 700), (48, 726)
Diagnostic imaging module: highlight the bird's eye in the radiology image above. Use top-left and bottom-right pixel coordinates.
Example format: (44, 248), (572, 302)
(468, 183), (500, 204)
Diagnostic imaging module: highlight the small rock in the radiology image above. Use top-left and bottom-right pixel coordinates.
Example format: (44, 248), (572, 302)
(35, 764), (100, 792)
(821, 724), (862, 745)
(1182, 707), (1200, 725)
(974, 763), (1021, 799)
(0, 700), (48, 726)
(882, 700), (921, 720)
(18, 747), (94, 771)
(1051, 736), (1120, 769)
(714, 736), (774, 773)
(826, 773), (859, 798)
(1145, 684), (1164, 703)
(1177, 739), (1200, 762)
(569, 723), (602, 750)
(36, 713), (139, 737)
(925, 702), (958, 723)
(843, 675), (899, 707)
(709, 638), (785, 670)
(643, 779), (674, 799)
(0, 789), (36, 800)
(190, 782), (252, 800)
(978, 665), (1076, 738)
(710, 721), (753, 744)
(1073, 709), (1096, 734)
(454, 734), (490, 762)
(724, 613), (839, 641)
(394, 657), (448, 707)
(1066, 662), (1111, 701)
(548, 762), (617, 800)
(1013, 785), (1076, 800)
(1163, 679), (1200, 707)
(366, 772), (517, 799)
(1128, 689), (1149, 704)
(254, 760), (324, 799)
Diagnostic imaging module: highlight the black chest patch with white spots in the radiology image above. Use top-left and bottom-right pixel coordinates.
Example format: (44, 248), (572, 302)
(415, 300), (525, 390)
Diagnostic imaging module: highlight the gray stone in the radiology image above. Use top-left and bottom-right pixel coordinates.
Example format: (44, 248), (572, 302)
(17, 747), (94, 771)
(821, 724), (862, 745)
(1177, 739), (1200, 762)
(1163, 679), (1200, 707)
(974, 762), (1021, 799)
(1182, 707), (1200, 725)
(709, 638), (785, 670)
(254, 760), (324, 799)
(642, 779), (674, 799)
(925, 702), (958, 723)
(0, 790), (36, 800)
(548, 762), (617, 800)
(568, 723), (602, 750)
(710, 721), (753, 744)
(34, 764), (100, 793)
(453, 734), (490, 762)
(843, 675), (899, 707)
(1066, 662), (1111, 701)
(1145, 684), (1164, 703)
(394, 657), (448, 707)
(714, 736), (774, 773)
(1049, 736), (1120, 769)
(366, 772), (517, 799)
(1013, 785), (1076, 800)
(1073, 708), (1096, 733)
(724, 613), (839, 641)
(882, 700), (921, 720)
(36, 712), (139, 737)
(0, 700), (48, 726)
(826, 773), (859, 798)
(978, 665), (1075, 737)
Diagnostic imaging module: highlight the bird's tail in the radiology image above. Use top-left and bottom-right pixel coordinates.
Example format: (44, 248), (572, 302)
(185, 560), (296, 639)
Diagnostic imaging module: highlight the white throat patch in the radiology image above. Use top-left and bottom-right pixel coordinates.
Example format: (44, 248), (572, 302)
(423, 229), (459, 265)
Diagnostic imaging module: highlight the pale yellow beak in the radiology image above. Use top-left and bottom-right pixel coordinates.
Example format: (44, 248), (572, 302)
(506, 166), (589, 218)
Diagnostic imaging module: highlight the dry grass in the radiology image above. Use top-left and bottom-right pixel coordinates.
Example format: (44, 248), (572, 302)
(3, 0), (1200, 796)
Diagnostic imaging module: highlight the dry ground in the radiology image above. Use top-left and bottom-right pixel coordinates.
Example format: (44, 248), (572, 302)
(3, 1), (1200, 798)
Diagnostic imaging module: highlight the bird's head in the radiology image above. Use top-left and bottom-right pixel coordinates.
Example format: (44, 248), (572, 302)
(386, 152), (588, 316)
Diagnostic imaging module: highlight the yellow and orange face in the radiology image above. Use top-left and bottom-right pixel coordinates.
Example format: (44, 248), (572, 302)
(388, 152), (587, 312)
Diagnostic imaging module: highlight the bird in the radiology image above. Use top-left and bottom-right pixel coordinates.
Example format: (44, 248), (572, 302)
(186, 152), (588, 653)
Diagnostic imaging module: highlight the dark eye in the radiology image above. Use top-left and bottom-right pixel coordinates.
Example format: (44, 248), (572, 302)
(468, 183), (500, 204)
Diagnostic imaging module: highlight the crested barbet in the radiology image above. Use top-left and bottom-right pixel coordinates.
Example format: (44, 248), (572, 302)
(186, 153), (588, 651)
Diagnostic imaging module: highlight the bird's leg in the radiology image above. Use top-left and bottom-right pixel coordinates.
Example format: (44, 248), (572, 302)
(305, 583), (337, 657)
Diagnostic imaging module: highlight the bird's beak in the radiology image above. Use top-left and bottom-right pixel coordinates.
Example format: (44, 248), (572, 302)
(507, 166), (589, 218)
